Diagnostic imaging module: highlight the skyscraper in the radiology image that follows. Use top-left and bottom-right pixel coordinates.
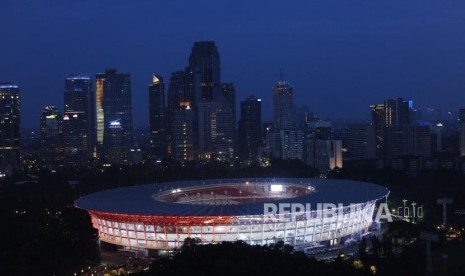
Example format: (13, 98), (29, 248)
(211, 101), (235, 161)
(347, 125), (376, 159)
(0, 83), (20, 172)
(221, 83), (236, 122)
(305, 139), (343, 172)
(273, 81), (293, 130)
(384, 98), (411, 127)
(167, 71), (196, 162)
(39, 106), (63, 169)
(371, 97), (412, 158)
(221, 83), (237, 156)
(63, 75), (94, 166)
(384, 125), (431, 159)
(238, 96), (262, 162)
(280, 129), (304, 161)
(149, 74), (167, 161)
(189, 41), (220, 102)
(188, 41), (222, 159)
(96, 69), (133, 164)
(459, 108), (465, 157)
(170, 104), (195, 162)
(371, 103), (385, 157)
(105, 120), (124, 164)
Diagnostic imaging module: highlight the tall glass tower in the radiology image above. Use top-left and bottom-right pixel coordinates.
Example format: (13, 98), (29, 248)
(64, 75), (95, 165)
(189, 41), (220, 102)
(39, 106), (63, 169)
(149, 74), (167, 161)
(0, 83), (20, 172)
(273, 81), (293, 130)
(238, 96), (262, 162)
(95, 69), (133, 164)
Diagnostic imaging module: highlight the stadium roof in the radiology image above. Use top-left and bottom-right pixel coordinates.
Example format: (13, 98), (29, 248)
(75, 178), (389, 216)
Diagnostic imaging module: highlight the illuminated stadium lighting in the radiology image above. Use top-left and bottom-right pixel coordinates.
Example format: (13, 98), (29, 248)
(270, 184), (283, 192)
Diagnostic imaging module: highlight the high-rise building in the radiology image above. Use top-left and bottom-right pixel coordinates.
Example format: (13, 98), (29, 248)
(221, 83), (237, 153)
(305, 120), (332, 140)
(238, 96), (262, 162)
(347, 125), (376, 159)
(39, 106), (63, 169)
(170, 104), (195, 162)
(189, 41), (220, 102)
(167, 67), (199, 160)
(211, 102), (235, 161)
(188, 41), (223, 159)
(148, 74), (167, 161)
(305, 139), (343, 172)
(371, 103), (385, 158)
(371, 97), (412, 158)
(63, 75), (94, 166)
(280, 129), (304, 161)
(96, 69), (133, 164)
(104, 120), (124, 164)
(384, 125), (431, 159)
(459, 108), (465, 157)
(167, 69), (197, 111)
(62, 111), (88, 166)
(384, 98), (411, 127)
(197, 101), (217, 157)
(273, 81), (293, 130)
(221, 83), (236, 122)
(0, 83), (21, 172)
(294, 105), (312, 129)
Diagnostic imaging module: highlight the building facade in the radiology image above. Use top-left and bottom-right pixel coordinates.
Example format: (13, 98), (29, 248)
(305, 139), (343, 172)
(63, 75), (94, 166)
(39, 106), (63, 169)
(149, 75), (167, 162)
(189, 41), (221, 102)
(347, 125), (376, 159)
(273, 81), (293, 130)
(238, 96), (262, 162)
(0, 83), (21, 172)
(96, 69), (133, 164)
(459, 108), (465, 157)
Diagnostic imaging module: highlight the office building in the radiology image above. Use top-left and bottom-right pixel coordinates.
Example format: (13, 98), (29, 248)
(384, 125), (431, 159)
(279, 129), (304, 161)
(347, 125), (376, 159)
(170, 104), (195, 162)
(221, 83), (236, 118)
(63, 75), (94, 166)
(238, 96), (262, 162)
(460, 108), (465, 157)
(371, 97), (412, 158)
(305, 139), (343, 172)
(273, 80), (293, 130)
(0, 83), (21, 172)
(149, 74), (167, 161)
(104, 120), (124, 164)
(39, 106), (63, 169)
(189, 41), (220, 102)
(96, 69), (133, 164)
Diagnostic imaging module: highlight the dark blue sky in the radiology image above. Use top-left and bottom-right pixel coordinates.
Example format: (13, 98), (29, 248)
(2, 0), (465, 129)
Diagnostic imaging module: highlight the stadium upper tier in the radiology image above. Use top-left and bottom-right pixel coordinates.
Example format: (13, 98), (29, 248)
(75, 178), (389, 216)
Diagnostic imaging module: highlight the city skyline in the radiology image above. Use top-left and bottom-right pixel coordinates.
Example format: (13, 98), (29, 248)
(2, 0), (465, 129)
(3, 2), (465, 275)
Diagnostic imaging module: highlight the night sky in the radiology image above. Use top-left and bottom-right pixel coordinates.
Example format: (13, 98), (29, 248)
(2, 0), (465, 129)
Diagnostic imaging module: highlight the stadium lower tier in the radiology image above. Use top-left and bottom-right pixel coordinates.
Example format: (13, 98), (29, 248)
(90, 201), (377, 250)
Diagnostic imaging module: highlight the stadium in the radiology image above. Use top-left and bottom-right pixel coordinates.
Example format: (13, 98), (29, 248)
(75, 178), (389, 255)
